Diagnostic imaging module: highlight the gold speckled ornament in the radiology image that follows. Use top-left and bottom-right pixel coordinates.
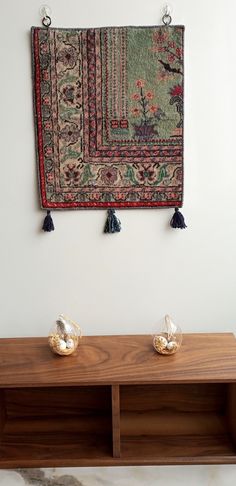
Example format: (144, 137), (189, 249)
(153, 315), (182, 355)
(48, 314), (82, 356)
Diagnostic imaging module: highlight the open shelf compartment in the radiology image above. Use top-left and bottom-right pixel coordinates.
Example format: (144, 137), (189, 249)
(0, 386), (113, 467)
(120, 383), (236, 464)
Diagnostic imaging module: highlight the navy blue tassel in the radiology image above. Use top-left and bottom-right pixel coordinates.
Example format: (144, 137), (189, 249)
(42, 210), (54, 232)
(170, 208), (187, 229)
(104, 209), (121, 233)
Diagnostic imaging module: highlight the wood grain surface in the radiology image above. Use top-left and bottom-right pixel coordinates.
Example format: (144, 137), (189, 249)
(0, 334), (236, 387)
(5, 386), (111, 418)
(120, 434), (236, 465)
(112, 385), (120, 458)
(120, 383), (226, 412)
(0, 333), (236, 467)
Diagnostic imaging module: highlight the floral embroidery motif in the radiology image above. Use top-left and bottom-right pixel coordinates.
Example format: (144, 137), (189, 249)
(131, 80), (166, 139)
(64, 163), (81, 186)
(60, 124), (81, 145)
(57, 46), (78, 68)
(60, 82), (81, 107)
(100, 167), (119, 185)
(152, 28), (183, 77)
(136, 164), (156, 183)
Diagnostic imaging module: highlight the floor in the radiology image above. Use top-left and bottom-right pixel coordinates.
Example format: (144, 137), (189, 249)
(0, 466), (235, 486)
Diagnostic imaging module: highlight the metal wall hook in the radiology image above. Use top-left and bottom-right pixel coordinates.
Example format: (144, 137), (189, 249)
(162, 13), (172, 25)
(162, 4), (172, 25)
(39, 5), (52, 28)
(42, 15), (52, 27)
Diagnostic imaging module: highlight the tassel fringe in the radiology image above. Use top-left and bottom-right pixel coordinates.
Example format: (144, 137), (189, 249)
(104, 209), (121, 234)
(41, 208), (186, 233)
(170, 208), (187, 229)
(42, 210), (55, 232)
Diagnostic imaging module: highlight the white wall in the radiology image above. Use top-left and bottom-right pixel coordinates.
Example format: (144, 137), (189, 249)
(1, 0), (236, 338)
(1, 0), (236, 484)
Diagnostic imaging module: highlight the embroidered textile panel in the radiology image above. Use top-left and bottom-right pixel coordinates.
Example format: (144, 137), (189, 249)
(32, 25), (184, 209)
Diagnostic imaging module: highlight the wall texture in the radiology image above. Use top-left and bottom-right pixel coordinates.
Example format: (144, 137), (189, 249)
(1, 0), (236, 484)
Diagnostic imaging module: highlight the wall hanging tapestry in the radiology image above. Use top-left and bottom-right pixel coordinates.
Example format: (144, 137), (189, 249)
(32, 15), (186, 232)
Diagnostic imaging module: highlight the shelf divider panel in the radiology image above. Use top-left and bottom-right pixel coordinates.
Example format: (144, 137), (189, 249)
(112, 385), (121, 458)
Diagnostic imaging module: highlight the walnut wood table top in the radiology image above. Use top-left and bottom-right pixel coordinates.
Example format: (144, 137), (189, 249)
(0, 333), (236, 387)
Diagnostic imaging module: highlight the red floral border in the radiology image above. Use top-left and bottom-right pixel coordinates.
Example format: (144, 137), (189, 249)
(33, 28), (48, 208)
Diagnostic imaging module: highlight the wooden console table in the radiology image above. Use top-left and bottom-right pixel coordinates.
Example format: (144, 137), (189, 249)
(0, 333), (236, 467)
